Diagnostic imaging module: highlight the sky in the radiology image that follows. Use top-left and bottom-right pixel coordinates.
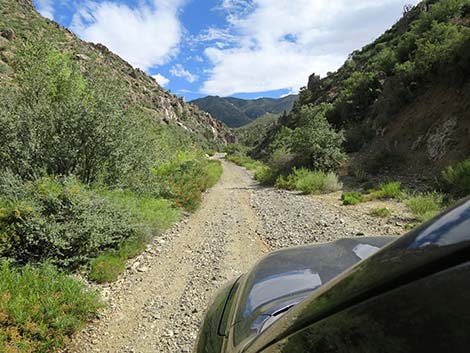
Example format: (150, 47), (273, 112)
(32, 0), (419, 101)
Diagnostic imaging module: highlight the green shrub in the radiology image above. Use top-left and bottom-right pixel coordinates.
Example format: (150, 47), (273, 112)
(406, 192), (443, 222)
(255, 166), (279, 186)
(322, 172), (343, 192)
(156, 157), (223, 211)
(294, 169), (326, 194)
(89, 253), (127, 283)
(290, 104), (346, 171)
(205, 160), (223, 189)
(274, 169), (342, 194)
(0, 176), (139, 269)
(0, 42), (157, 185)
(439, 159), (470, 198)
(342, 191), (363, 205)
(101, 190), (180, 237)
(0, 261), (102, 352)
(379, 181), (403, 199)
(275, 174), (297, 190)
(369, 207), (392, 218)
(227, 155), (265, 171)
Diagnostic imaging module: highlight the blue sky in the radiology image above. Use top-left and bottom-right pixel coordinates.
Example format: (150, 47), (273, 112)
(32, 0), (419, 101)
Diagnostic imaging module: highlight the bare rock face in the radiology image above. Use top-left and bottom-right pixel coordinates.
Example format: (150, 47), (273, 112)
(426, 117), (458, 161)
(307, 73), (321, 93)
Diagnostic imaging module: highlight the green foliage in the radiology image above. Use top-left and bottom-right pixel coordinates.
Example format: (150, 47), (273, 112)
(0, 175), (140, 269)
(369, 208), (392, 218)
(154, 157), (223, 211)
(438, 159), (470, 198)
(290, 104), (346, 171)
(275, 174), (298, 190)
(328, 71), (381, 126)
(343, 121), (375, 153)
(89, 253), (127, 283)
(379, 181), (403, 199)
(98, 190), (180, 239)
(222, 143), (249, 156)
(295, 170), (327, 194)
(322, 172), (344, 192)
(254, 167), (279, 186)
(275, 168), (342, 194)
(406, 192), (443, 221)
(252, 0), (470, 158)
(226, 155), (266, 171)
(0, 261), (102, 352)
(341, 191), (363, 205)
(0, 42), (157, 185)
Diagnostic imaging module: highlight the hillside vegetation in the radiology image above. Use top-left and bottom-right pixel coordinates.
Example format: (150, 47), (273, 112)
(228, 0), (470, 225)
(251, 0), (470, 175)
(191, 95), (298, 128)
(0, 2), (225, 351)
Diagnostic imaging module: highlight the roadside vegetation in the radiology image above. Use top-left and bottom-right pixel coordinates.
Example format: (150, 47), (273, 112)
(0, 43), (222, 351)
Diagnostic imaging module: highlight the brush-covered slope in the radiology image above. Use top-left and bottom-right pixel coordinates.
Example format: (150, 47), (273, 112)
(254, 0), (470, 175)
(0, 0), (233, 144)
(191, 95), (298, 128)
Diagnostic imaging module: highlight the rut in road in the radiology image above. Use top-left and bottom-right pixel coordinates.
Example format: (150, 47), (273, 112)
(66, 159), (407, 353)
(66, 159), (270, 353)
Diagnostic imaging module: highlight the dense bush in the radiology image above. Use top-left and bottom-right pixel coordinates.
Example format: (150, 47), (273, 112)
(0, 176), (139, 269)
(438, 159), (470, 198)
(155, 157), (223, 211)
(275, 168), (342, 194)
(290, 104), (346, 171)
(0, 42), (157, 185)
(0, 261), (102, 352)
(255, 166), (280, 186)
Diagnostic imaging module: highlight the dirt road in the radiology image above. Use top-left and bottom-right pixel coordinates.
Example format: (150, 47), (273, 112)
(67, 159), (408, 353)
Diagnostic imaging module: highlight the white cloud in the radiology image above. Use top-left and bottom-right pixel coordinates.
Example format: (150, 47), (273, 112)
(71, 0), (185, 71)
(197, 27), (236, 43)
(170, 64), (198, 83)
(152, 73), (170, 87)
(201, 0), (420, 96)
(35, 0), (55, 20)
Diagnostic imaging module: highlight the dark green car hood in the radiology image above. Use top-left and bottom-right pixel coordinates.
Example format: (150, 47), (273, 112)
(231, 236), (397, 348)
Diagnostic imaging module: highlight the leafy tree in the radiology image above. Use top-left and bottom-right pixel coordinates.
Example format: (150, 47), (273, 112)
(290, 104), (346, 171)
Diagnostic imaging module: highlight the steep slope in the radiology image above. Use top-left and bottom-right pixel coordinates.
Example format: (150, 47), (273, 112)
(191, 95), (298, 128)
(236, 113), (280, 147)
(253, 0), (470, 175)
(0, 0), (232, 143)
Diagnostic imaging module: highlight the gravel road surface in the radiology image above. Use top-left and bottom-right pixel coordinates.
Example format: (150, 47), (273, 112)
(66, 159), (408, 353)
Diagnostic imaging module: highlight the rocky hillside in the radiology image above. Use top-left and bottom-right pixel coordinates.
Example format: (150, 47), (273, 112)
(191, 95), (297, 128)
(0, 0), (233, 144)
(253, 0), (470, 176)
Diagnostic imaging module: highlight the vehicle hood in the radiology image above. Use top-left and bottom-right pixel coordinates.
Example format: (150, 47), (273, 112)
(231, 236), (397, 347)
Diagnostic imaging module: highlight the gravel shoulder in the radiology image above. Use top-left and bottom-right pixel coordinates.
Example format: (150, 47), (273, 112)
(65, 160), (409, 353)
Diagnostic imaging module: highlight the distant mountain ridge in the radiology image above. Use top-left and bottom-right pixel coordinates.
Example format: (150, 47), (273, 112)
(191, 95), (298, 128)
